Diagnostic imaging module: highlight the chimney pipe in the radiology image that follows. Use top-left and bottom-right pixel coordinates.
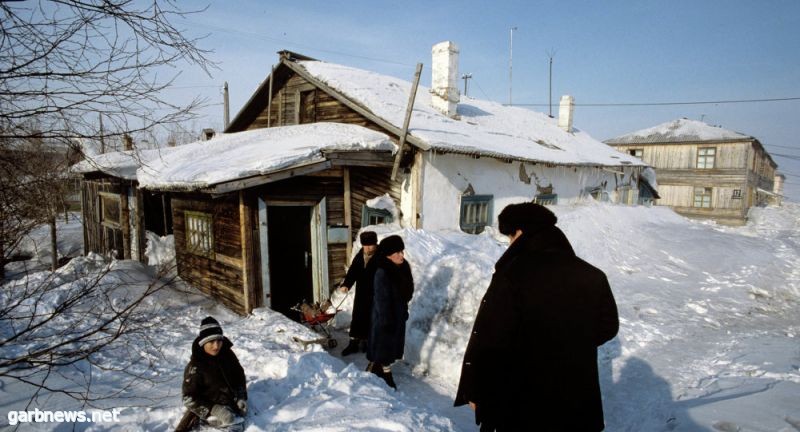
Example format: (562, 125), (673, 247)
(430, 41), (460, 119)
(123, 134), (133, 151)
(558, 95), (575, 133)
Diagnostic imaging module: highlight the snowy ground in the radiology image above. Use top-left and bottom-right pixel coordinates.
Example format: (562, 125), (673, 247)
(1, 202), (799, 431)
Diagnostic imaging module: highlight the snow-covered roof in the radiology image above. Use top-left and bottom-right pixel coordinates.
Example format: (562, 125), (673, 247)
(71, 148), (179, 180)
(137, 123), (395, 191)
(605, 118), (754, 145)
(289, 60), (644, 168)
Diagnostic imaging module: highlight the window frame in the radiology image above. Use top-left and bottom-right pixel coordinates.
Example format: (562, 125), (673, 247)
(98, 192), (121, 229)
(361, 205), (393, 227)
(628, 148), (644, 158)
(533, 193), (558, 206)
(696, 147), (716, 169)
(184, 210), (215, 258)
(693, 187), (713, 208)
(460, 194), (493, 234)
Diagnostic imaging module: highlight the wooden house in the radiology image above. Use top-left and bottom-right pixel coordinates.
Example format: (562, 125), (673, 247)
(605, 119), (779, 225)
(72, 150), (175, 261)
(135, 42), (651, 316)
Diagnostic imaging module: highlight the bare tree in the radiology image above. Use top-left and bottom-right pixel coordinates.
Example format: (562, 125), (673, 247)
(0, 0), (210, 407)
(0, 0), (213, 276)
(0, 256), (178, 406)
(0, 130), (79, 277)
(0, 0), (214, 143)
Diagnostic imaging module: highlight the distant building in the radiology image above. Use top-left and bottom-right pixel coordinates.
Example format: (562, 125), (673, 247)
(606, 119), (779, 225)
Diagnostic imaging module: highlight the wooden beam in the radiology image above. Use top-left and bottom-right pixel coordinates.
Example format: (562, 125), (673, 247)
(343, 167), (352, 260)
(392, 63), (423, 180)
(119, 187), (131, 260)
(239, 191), (256, 313)
(267, 65), (274, 128)
(203, 160), (332, 195)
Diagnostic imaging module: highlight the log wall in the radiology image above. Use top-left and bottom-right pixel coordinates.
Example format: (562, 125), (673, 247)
(172, 194), (247, 313)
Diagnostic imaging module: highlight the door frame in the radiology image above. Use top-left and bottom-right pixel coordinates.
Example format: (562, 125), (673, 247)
(257, 198), (329, 309)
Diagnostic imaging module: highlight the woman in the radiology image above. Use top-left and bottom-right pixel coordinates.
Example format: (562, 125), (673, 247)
(366, 235), (414, 389)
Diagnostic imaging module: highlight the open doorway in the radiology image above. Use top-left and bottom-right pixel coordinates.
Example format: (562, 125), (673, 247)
(264, 205), (314, 318)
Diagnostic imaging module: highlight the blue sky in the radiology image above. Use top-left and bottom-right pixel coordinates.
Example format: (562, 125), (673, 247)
(169, 0), (800, 200)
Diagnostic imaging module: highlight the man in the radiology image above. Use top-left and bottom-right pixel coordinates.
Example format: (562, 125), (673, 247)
(454, 203), (619, 431)
(339, 231), (379, 356)
(178, 317), (248, 432)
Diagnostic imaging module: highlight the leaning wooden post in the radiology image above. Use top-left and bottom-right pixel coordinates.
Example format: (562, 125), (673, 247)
(391, 63), (423, 181)
(267, 65), (275, 128)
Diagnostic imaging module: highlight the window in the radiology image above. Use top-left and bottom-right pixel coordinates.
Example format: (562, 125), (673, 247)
(362, 206), (393, 226)
(533, 193), (558, 205)
(693, 187), (713, 208)
(732, 189), (742, 199)
(460, 195), (493, 234)
(99, 192), (121, 228)
(185, 211), (214, 257)
(628, 148), (644, 158)
(696, 147), (716, 169)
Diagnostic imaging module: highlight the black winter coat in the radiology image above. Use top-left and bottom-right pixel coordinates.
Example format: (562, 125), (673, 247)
(367, 258), (414, 365)
(342, 248), (377, 339)
(182, 336), (247, 419)
(454, 225), (619, 431)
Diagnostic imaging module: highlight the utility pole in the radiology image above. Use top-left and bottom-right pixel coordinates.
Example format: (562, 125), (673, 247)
(223, 81), (230, 130)
(98, 113), (105, 154)
(547, 49), (556, 117)
(509, 26), (517, 106)
(461, 73), (472, 97)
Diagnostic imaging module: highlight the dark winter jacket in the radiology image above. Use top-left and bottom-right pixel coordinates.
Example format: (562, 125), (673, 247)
(182, 336), (247, 420)
(454, 225), (619, 431)
(367, 257), (414, 365)
(342, 248), (378, 339)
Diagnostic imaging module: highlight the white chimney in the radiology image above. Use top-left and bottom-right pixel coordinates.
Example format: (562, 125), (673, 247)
(558, 95), (575, 133)
(430, 41), (460, 119)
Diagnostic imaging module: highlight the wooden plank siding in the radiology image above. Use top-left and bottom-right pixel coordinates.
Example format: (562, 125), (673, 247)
(244, 74), (387, 134)
(80, 176), (143, 261)
(349, 166), (403, 234)
(611, 140), (776, 225)
(172, 195), (247, 313)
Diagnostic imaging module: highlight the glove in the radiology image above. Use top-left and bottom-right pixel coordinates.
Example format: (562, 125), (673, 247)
(236, 398), (248, 415)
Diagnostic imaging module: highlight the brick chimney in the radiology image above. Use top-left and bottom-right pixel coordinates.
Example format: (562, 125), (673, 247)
(558, 95), (575, 133)
(430, 41), (460, 119)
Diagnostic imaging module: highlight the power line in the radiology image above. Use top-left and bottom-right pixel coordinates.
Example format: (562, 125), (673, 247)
(766, 143), (800, 150)
(183, 19), (414, 68)
(772, 152), (800, 161)
(513, 96), (800, 107)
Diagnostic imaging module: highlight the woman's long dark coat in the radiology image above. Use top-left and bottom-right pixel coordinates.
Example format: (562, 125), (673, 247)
(454, 225), (619, 431)
(342, 248), (377, 339)
(367, 258), (414, 365)
(182, 336), (247, 419)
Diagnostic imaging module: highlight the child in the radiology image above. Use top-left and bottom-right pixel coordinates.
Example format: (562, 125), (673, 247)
(177, 317), (247, 431)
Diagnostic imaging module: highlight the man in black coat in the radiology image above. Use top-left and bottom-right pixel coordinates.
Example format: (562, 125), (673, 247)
(454, 203), (619, 431)
(339, 231), (379, 356)
(179, 317), (248, 431)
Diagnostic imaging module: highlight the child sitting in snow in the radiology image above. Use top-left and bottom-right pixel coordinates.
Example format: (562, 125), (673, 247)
(176, 317), (248, 432)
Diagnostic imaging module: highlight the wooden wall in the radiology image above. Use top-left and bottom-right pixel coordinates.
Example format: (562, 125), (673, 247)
(349, 166), (403, 234)
(81, 176), (142, 261)
(172, 194), (248, 313)
(245, 73), (387, 133)
(613, 141), (750, 170)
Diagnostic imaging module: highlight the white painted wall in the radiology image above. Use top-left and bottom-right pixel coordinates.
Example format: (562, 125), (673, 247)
(415, 152), (643, 231)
